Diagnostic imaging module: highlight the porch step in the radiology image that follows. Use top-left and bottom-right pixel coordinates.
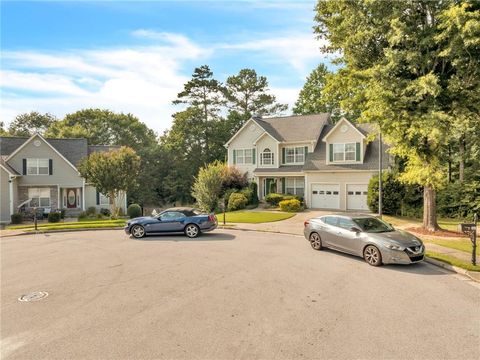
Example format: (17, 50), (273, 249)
(64, 209), (83, 218)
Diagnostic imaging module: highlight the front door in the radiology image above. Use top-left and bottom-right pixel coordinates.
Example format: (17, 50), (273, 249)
(66, 189), (77, 208)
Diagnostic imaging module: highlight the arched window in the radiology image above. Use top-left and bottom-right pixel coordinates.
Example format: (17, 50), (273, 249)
(261, 148), (274, 165)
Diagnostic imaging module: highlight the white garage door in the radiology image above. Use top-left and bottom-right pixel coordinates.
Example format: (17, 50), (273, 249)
(311, 184), (340, 209)
(347, 184), (368, 211)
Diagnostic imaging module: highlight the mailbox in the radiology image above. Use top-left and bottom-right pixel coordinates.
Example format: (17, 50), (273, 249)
(460, 223), (477, 234)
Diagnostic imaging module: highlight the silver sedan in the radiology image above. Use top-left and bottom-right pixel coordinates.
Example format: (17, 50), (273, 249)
(303, 214), (424, 266)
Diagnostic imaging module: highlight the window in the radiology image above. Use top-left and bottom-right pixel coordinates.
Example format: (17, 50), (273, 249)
(261, 148), (274, 165)
(337, 217), (356, 230)
(27, 158), (49, 175)
(285, 177), (304, 197)
(160, 211), (186, 221)
(28, 188), (50, 207)
(332, 143), (357, 162)
(99, 193), (110, 206)
(322, 216), (337, 226)
(234, 149), (254, 165)
(284, 147), (305, 164)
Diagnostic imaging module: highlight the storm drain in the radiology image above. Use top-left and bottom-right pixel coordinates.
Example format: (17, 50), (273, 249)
(18, 291), (49, 302)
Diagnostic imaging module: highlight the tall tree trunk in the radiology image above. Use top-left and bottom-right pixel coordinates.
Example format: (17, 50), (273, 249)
(109, 190), (118, 219)
(423, 186), (439, 232)
(448, 145), (452, 183)
(459, 135), (465, 182)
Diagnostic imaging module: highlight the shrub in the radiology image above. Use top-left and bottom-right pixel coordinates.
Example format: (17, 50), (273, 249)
(265, 193), (284, 206)
(48, 212), (61, 223)
(78, 211), (87, 220)
(437, 181), (480, 218)
(248, 182), (259, 205)
(221, 166), (248, 191)
(227, 193), (248, 211)
(279, 199), (302, 212)
(86, 206), (96, 216)
(11, 213), (22, 224)
(59, 209), (66, 219)
(192, 161), (225, 212)
(127, 204), (142, 219)
(367, 172), (405, 215)
(100, 208), (111, 216)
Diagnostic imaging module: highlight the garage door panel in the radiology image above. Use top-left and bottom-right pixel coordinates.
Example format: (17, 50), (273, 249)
(311, 184), (340, 209)
(347, 184), (368, 210)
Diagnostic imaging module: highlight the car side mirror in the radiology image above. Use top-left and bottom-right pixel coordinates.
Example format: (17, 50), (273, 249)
(350, 227), (362, 233)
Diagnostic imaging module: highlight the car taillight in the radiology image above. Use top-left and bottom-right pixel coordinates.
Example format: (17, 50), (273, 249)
(209, 214), (216, 222)
(304, 220), (309, 227)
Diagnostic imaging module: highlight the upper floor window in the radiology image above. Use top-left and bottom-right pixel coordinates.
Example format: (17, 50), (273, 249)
(234, 149), (253, 165)
(27, 158), (49, 175)
(332, 143), (358, 162)
(261, 148), (274, 165)
(284, 147), (305, 164)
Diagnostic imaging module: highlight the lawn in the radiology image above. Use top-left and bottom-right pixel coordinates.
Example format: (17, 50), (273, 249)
(7, 219), (126, 231)
(423, 238), (479, 255)
(426, 251), (480, 272)
(383, 215), (467, 232)
(218, 211), (295, 224)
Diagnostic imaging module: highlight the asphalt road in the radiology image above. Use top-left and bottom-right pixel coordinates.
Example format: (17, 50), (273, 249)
(1, 229), (479, 360)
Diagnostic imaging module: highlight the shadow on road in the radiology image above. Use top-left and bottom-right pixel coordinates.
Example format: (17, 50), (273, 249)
(320, 248), (448, 276)
(130, 232), (236, 242)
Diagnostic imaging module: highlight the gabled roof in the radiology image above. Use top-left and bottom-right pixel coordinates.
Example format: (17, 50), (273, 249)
(0, 156), (20, 176)
(303, 124), (389, 171)
(256, 113), (330, 143)
(322, 117), (367, 141)
(4, 133), (80, 172)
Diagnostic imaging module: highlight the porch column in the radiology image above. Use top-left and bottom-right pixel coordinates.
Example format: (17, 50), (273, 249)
(8, 176), (14, 216)
(82, 180), (86, 211)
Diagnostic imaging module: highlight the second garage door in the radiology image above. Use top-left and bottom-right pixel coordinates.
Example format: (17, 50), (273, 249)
(311, 184), (340, 209)
(347, 184), (368, 210)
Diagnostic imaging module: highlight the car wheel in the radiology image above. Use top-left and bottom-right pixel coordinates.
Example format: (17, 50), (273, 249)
(363, 245), (382, 266)
(131, 225), (146, 238)
(185, 224), (200, 238)
(309, 232), (322, 250)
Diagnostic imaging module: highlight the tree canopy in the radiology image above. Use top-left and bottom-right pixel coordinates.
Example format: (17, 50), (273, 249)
(8, 112), (57, 136)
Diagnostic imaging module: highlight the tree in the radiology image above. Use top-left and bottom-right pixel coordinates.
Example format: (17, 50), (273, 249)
(8, 112), (57, 136)
(191, 161), (225, 212)
(78, 147), (141, 217)
(0, 122), (9, 136)
(293, 64), (342, 121)
(46, 108), (157, 149)
(224, 69), (287, 132)
(314, 0), (479, 231)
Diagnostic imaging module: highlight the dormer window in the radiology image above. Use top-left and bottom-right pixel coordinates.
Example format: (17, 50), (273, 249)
(330, 143), (360, 162)
(261, 148), (274, 165)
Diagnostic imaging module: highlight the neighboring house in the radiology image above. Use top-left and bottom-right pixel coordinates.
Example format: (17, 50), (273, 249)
(0, 133), (127, 223)
(225, 114), (389, 211)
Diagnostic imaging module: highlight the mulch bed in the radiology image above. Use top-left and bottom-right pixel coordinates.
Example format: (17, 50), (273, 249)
(406, 227), (468, 238)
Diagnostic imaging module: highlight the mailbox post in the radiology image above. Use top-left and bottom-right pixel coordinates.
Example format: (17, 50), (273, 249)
(461, 213), (477, 266)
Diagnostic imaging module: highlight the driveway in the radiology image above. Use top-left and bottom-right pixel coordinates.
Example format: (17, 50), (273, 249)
(1, 229), (479, 359)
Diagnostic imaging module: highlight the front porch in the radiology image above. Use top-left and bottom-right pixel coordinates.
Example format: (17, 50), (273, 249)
(257, 176), (305, 199)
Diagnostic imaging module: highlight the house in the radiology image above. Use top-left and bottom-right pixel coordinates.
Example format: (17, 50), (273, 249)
(0, 133), (127, 223)
(225, 114), (389, 211)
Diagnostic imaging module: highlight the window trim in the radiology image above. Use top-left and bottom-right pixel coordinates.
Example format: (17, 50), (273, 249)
(331, 143), (357, 163)
(234, 148), (254, 165)
(284, 177), (305, 196)
(283, 146), (305, 164)
(26, 158), (49, 176)
(28, 187), (51, 207)
(260, 148), (274, 166)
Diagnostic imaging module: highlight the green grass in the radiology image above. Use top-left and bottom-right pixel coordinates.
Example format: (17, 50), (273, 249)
(383, 215), (466, 232)
(217, 211), (295, 224)
(7, 219), (126, 231)
(423, 238), (479, 255)
(426, 251), (480, 272)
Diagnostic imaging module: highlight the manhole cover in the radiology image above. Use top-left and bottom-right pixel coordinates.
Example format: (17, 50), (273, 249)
(18, 291), (48, 302)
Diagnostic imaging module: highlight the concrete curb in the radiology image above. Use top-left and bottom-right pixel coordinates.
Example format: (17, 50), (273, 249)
(424, 257), (479, 283)
(1, 227), (124, 238)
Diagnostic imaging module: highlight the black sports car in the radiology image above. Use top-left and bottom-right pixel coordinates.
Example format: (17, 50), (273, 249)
(125, 207), (217, 238)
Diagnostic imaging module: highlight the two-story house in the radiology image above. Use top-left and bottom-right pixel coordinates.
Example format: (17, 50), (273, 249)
(0, 133), (127, 223)
(225, 114), (389, 211)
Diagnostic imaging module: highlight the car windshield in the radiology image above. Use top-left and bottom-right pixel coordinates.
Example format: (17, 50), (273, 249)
(353, 217), (394, 233)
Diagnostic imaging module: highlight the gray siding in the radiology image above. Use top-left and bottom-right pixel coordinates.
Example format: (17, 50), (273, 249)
(8, 136), (83, 187)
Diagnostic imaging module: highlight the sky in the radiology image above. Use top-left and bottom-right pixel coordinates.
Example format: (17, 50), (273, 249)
(1, 0), (332, 135)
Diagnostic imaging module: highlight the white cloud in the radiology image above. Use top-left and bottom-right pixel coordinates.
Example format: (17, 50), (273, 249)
(1, 29), (327, 133)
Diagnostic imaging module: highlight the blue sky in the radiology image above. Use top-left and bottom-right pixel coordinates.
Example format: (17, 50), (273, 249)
(1, 1), (332, 134)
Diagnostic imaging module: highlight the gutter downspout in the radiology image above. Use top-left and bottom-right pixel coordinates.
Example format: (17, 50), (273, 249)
(82, 179), (86, 211)
(9, 176), (14, 216)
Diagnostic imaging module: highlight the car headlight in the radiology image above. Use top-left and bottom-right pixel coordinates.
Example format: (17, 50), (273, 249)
(385, 244), (405, 251)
